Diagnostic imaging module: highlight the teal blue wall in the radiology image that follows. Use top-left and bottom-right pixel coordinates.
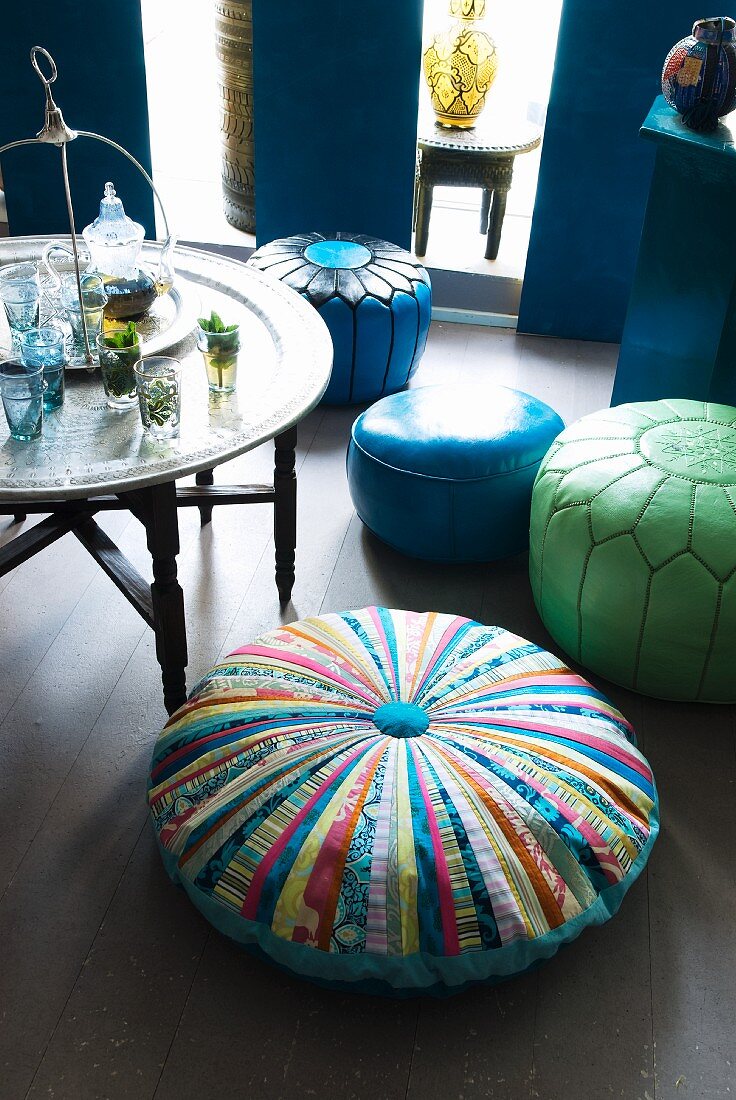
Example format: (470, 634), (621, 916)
(252, 0), (424, 249)
(0, 2), (154, 238)
(518, 1), (720, 343)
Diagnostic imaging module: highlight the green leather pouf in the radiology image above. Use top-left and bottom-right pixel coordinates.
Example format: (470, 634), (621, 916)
(530, 399), (736, 702)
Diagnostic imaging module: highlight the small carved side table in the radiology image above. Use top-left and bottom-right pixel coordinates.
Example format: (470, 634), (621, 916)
(414, 120), (541, 260)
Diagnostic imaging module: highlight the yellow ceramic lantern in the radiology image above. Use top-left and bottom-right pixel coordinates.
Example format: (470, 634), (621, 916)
(423, 0), (498, 128)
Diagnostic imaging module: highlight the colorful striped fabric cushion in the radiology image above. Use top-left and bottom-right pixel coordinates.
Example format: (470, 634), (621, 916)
(148, 608), (659, 996)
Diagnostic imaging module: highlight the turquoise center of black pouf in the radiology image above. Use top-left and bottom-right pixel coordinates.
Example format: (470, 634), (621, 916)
(372, 702), (429, 739)
(304, 239), (371, 269)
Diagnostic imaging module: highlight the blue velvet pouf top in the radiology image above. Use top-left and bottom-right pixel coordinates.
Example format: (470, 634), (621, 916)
(248, 232), (432, 405)
(347, 383), (565, 563)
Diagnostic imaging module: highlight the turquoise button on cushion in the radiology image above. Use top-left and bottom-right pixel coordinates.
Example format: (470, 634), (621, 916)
(248, 232), (431, 405)
(347, 383), (565, 562)
(372, 701), (430, 738)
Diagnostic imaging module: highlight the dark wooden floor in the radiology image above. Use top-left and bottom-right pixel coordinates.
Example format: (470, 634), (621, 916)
(1, 325), (734, 1100)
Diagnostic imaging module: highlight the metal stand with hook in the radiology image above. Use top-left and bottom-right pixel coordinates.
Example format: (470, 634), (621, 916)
(0, 46), (175, 367)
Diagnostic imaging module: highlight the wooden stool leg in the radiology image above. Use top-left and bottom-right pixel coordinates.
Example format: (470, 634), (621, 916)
(480, 188), (492, 234)
(274, 425), (297, 604)
(145, 480), (188, 715)
(414, 183), (433, 257)
(485, 188), (508, 261)
(195, 468), (214, 526)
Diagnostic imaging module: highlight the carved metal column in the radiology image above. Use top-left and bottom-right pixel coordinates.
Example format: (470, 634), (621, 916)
(215, 0), (256, 233)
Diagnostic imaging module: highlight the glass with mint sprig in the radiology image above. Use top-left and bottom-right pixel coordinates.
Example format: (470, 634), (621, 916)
(96, 321), (141, 410)
(196, 310), (240, 392)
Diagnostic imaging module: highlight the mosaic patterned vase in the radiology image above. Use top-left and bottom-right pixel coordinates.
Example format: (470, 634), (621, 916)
(662, 17), (736, 133)
(423, 0), (498, 129)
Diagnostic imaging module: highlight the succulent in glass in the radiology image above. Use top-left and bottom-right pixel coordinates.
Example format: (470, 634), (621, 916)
(196, 310), (240, 392)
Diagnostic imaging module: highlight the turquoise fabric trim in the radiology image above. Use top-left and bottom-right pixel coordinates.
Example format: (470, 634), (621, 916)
(153, 780), (659, 997)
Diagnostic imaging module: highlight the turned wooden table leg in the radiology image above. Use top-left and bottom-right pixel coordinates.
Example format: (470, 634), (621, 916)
(485, 187), (508, 261)
(480, 188), (492, 234)
(195, 468), (214, 526)
(145, 479), (188, 715)
(414, 182), (433, 257)
(274, 425), (297, 604)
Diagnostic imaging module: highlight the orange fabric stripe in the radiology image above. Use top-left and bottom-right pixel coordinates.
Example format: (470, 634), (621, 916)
(461, 729), (649, 828)
(179, 742), (341, 866)
(431, 742), (566, 930)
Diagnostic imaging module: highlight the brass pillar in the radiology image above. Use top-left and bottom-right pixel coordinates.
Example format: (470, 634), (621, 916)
(215, 1), (255, 233)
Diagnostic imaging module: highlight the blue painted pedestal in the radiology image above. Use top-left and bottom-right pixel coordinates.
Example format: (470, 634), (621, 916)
(612, 97), (736, 406)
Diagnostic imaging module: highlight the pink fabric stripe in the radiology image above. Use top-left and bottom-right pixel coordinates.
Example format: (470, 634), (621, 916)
(367, 606), (398, 698)
(442, 702), (632, 734)
(414, 617), (471, 698)
(227, 645), (381, 707)
(151, 716), (346, 782)
(296, 741), (386, 945)
(408, 741), (461, 957)
(241, 739), (380, 920)
(442, 740), (626, 885)
(151, 727), (366, 803)
(420, 743), (528, 943)
(365, 741), (397, 954)
(439, 715), (648, 777)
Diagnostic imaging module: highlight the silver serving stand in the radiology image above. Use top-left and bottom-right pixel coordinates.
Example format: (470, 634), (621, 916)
(0, 46), (175, 365)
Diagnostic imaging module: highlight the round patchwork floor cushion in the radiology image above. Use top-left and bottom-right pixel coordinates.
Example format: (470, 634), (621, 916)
(530, 399), (736, 701)
(347, 383), (565, 562)
(247, 232), (431, 405)
(148, 607), (658, 997)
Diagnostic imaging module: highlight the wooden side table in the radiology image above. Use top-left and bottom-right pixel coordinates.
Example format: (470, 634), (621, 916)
(414, 120), (541, 260)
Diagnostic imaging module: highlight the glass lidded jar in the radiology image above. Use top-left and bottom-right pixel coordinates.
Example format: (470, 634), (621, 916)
(82, 182), (157, 320)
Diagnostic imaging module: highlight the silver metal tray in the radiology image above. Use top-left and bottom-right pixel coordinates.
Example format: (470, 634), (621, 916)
(0, 237), (201, 364)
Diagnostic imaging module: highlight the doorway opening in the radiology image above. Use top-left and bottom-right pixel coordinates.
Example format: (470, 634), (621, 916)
(414, 0), (563, 293)
(141, 0), (250, 249)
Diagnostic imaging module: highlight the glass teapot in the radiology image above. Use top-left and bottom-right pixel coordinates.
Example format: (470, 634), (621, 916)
(82, 182), (175, 320)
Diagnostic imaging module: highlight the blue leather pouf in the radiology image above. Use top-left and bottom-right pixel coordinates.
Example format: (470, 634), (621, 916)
(347, 383), (565, 562)
(248, 232), (432, 405)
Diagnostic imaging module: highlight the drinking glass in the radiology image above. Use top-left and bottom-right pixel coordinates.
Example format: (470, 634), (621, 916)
(20, 328), (67, 411)
(96, 330), (140, 410)
(0, 359), (44, 441)
(0, 263), (41, 345)
(61, 274), (108, 364)
(196, 324), (240, 392)
(135, 356), (181, 438)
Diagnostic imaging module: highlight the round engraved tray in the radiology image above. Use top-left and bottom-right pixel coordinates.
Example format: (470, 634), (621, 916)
(0, 242), (333, 501)
(0, 238), (200, 364)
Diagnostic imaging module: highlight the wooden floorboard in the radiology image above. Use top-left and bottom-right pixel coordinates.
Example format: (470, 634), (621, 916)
(0, 512), (132, 724)
(644, 700), (736, 1100)
(0, 325), (734, 1099)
